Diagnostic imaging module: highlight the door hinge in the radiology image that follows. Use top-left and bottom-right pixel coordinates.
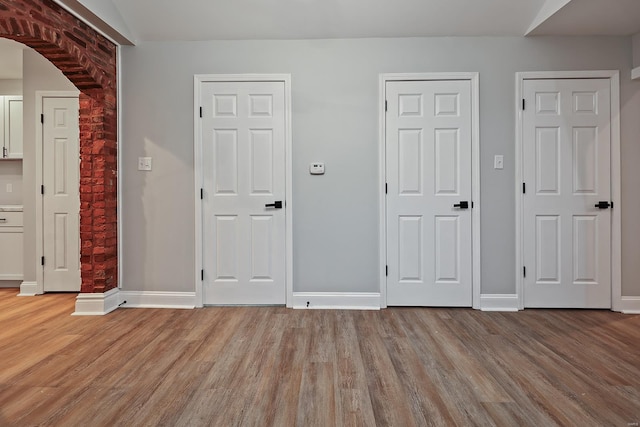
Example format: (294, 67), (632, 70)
(41, 114), (44, 124)
(523, 266), (526, 277)
(522, 99), (525, 110)
(522, 182), (526, 194)
(200, 188), (204, 200)
(385, 265), (388, 276)
(385, 183), (388, 194)
(41, 256), (45, 266)
(472, 201), (474, 208)
(201, 269), (204, 280)
(385, 100), (388, 112)
(199, 107), (203, 118)
(41, 185), (44, 195)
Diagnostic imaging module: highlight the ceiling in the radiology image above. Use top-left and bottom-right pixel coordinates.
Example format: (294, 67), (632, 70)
(105, 0), (640, 42)
(111, 0), (548, 41)
(529, 0), (640, 36)
(0, 0), (638, 68)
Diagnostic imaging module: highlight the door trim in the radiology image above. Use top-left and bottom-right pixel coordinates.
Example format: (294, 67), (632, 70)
(34, 91), (80, 295)
(515, 70), (621, 311)
(379, 73), (481, 309)
(193, 74), (293, 308)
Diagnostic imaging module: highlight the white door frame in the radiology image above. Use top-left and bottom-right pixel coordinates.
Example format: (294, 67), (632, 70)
(194, 74), (293, 308)
(35, 90), (80, 295)
(515, 70), (621, 311)
(379, 73), (481, 309)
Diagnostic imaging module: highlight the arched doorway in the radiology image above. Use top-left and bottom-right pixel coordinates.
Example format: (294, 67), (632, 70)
(0, 0), (118, 293)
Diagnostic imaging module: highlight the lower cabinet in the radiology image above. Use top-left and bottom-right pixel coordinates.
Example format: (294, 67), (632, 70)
(0, 211), (23, 280)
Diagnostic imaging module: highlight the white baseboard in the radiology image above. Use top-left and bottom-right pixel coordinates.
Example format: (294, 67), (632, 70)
(292, 292), (381, 310)
(480, 294), (520, 312)
(119, 291), (196, 309)
(619, 296), (640, 314)
(73, 288), (120, 315)
(18, 281), (39, 296)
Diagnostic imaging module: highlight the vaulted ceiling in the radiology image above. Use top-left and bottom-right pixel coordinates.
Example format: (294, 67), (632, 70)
(92, 0), (640, 43)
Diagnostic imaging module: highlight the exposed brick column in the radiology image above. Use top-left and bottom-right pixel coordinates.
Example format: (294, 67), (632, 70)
(80, 92), (118, 293)
(0, 0), (118, 293)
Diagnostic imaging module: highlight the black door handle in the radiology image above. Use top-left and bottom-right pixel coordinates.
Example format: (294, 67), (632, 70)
(265, 201), (283, 209)
(595, 201), (612, 209)
(453, 201), (469, 209)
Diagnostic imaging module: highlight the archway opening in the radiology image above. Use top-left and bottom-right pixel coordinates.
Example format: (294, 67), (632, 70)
(0, 0), (118, 293)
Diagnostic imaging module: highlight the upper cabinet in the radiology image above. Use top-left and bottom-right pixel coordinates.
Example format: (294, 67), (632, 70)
(0, 96), (23, 159)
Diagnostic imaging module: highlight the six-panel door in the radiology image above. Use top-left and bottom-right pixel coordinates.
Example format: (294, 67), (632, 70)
(386, 80), (473, 306)
(43, 96), (81, 292)
(523, 78), (611, 308)
(201, 81), (286, 305)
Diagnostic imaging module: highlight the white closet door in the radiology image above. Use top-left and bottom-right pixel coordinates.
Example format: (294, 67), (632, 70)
(201, 81), (286, 305)
(523, 78), (611, 308)
(386, 80), (473, 306)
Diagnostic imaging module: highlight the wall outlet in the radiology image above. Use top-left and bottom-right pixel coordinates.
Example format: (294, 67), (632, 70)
(310, 162), (325, 175)
(138, 157), (152, 171)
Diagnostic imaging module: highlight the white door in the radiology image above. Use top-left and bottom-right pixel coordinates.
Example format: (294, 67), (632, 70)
(201, 81), (286, 305)
(42, 96), (81, 292)
(386, 80), (473, 306)
(523, 78), (611, 308)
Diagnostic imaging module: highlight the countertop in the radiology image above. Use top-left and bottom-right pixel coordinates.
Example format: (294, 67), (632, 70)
(0, 205), (23, 212)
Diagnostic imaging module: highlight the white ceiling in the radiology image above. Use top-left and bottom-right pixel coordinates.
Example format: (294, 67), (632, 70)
(0, 0), (637, 66)
(530, 0), (640, 36)
(111, 0), (549, 41)
(106, 0), (640, 42)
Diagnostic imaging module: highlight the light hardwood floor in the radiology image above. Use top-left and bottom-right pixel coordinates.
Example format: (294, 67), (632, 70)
(0, 288), (639, 426)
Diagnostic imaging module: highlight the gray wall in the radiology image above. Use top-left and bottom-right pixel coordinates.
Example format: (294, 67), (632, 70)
(120, 36), (640, 296)
(633, 33), (640, 68)
(22, 49), (77, 283)
(0, 79), (22, 95)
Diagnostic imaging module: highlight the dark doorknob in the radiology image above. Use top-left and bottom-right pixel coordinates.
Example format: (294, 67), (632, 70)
(595, 201), (612, 209)
(265, 201), (283, 209)
(453, 201), (469, 209)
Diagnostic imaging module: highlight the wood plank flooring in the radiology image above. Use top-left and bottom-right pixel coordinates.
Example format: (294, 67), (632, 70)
(0, 288), (639, 426)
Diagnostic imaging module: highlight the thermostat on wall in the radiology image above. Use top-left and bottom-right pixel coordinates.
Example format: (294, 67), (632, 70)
(310, 162), (325, 175)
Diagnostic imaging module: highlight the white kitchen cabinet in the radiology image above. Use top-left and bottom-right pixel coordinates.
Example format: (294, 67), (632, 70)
(1, 96), (23, 159)
(0, 210), (23, 280)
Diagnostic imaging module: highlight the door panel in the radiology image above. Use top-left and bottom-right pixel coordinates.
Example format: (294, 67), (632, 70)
(535, 215), (560, 283)
(386, 80), (472, 306)
(202, 81), (286, 305)
(523, 78), (611, 308)
(435, 216), (459, 282)
(435, 129), (459, 194)
(398, 216), (422, 281)
(43, 96), (80, 292)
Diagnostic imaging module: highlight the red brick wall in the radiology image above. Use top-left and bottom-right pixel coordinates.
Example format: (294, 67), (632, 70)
(0, 0), (118, 293)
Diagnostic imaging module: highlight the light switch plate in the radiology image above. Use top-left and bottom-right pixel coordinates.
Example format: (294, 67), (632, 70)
(310, 162), (325, 175)
(138, 157), (152, 171)
(494, 155), (504, 170)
